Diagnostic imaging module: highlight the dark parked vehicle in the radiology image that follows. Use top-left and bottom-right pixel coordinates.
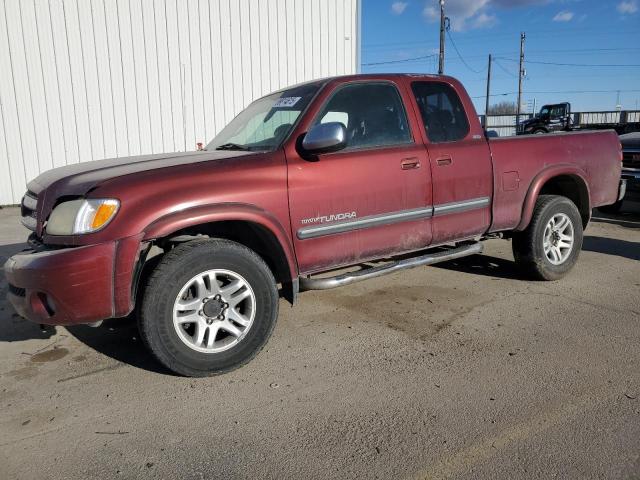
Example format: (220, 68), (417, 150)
(4, 74), (624, 377)
(600, 132), (640, 213)
(518, 103), (640, 136)
(518, 103), (572, 135)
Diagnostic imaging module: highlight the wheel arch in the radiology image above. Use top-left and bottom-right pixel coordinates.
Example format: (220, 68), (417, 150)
(141, 203), (299, 303)
(516, 166), (591, 231)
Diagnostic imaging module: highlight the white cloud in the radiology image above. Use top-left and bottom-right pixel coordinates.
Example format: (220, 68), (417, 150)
(391, 1), (408, 15)
(472, 12), (498, 28)
(422, 0), (550, 31)
(617, 1), (638, 14)
(553, 10), (574, 21)
(423, 0), (491, 31)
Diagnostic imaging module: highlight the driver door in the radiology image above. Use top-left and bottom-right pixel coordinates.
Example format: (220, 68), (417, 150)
(285, 81), (433, 274)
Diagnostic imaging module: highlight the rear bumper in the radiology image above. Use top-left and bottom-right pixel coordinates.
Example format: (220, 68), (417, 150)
(622, 168), (640, 188)
(4, 235), (144, 326)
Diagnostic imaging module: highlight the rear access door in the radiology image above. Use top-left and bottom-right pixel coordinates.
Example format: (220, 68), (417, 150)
(408, 80), (493, 244)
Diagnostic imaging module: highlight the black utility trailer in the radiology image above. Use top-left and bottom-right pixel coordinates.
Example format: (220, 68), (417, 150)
(516, 103), (640, 135)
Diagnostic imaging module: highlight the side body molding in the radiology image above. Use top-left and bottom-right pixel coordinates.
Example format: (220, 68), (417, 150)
(143, 202), (299, 281)
(516, 164), (591, 231)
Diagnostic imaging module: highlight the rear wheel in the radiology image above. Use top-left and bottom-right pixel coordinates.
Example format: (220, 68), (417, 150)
(139, 239), (278, 377)
(512, 195), (583, 280)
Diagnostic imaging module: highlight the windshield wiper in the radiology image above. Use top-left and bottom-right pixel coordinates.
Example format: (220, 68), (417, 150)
(215, 143), (249, 151)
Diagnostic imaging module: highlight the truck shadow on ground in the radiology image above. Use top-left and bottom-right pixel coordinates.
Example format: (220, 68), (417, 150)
(434, 254), (524, 280)
(0, 243), (60, 342)
(0, 314), (58, 342)
(65, 318), (172, 375)
(583, 236), (640, 261)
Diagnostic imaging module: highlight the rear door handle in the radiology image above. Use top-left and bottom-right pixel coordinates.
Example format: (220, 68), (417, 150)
(401, 157), (420, 170)
(436, 156), (452, 166)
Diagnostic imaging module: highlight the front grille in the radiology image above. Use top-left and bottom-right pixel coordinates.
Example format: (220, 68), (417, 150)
(623, 151), (640, 170)
(20, 192), (38, 231)
(8, 284), (26, 297)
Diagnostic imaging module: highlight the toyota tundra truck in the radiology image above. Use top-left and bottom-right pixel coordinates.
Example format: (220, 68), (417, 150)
(4, 74), (624, 377)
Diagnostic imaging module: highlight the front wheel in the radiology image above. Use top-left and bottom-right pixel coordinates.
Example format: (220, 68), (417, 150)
(512, 195), (583, 281)
(139, 239), (279, 377)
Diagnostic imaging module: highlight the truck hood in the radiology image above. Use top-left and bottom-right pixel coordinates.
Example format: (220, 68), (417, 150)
(28, 150), (255, 198)
(27, 150), (259, 233)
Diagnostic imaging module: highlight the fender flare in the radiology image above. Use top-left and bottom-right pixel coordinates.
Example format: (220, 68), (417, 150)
(516, 164), (591, 231)
(142, 202), (298, 281)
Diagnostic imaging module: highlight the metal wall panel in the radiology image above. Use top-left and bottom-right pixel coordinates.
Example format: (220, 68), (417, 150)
(0, 0), (360, 204)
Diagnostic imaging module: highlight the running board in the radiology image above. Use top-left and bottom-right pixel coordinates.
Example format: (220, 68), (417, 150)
(299, 242), (483, 291)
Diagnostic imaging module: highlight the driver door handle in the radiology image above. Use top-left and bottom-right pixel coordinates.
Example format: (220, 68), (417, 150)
(436, 156), (452, 166)
(401, 157), (420, 170)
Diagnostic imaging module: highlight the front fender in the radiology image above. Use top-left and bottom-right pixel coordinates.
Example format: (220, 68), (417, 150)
(143, 202), (298, 280)
(516, 164), (590, 231)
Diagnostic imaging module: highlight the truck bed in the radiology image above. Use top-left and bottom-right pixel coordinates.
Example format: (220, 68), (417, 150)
(487, 129), (622, 232)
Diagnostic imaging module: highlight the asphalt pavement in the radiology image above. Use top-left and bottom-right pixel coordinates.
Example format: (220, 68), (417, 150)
(1, 204), (639, 480)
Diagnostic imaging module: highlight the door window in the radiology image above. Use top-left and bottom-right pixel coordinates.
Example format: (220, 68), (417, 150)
(411, 82), (469, 143)
(313, 83), (412, 150)
(549, 105), (565, 119)
(206, 82), (321, 151)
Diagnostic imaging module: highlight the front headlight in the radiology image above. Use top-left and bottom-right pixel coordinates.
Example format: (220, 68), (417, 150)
(46, 198), (120, 235)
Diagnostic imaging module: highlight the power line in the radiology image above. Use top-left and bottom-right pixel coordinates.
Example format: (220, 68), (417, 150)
(361, 53), (437, 67)
(446, 29), (484, 74)
(363, 42), (640, 56)
(497, 57), (640, 68)
(362, 25), (639, 48)
(493, 59), (518, 78)
(471, 89), (640, 99)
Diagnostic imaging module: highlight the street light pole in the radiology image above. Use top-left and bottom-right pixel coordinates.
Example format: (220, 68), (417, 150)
(438, 0), (445, 74)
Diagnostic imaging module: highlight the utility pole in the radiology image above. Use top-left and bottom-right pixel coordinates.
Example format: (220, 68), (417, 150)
(485, 54), (492, 126)
(516, 32), (525, 124)
(438, 0), (445, 74)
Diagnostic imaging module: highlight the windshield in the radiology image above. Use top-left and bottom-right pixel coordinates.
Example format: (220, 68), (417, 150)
(206, 83), (321, 152)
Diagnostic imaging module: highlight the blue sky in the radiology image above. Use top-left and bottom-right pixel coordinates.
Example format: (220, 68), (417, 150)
(361, 0), (640, 113)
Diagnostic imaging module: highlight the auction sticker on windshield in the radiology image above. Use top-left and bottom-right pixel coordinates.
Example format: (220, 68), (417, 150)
(274, 97), (301, 108)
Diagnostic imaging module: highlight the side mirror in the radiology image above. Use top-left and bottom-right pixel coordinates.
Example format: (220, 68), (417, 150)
(301, 122), (347, 155)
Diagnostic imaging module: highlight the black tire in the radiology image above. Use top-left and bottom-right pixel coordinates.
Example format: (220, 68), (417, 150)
(139, 239), (278, 377)
(532, 128), (547, 135)
(598, 199), (623, 214)
(512, 195), (583, 281)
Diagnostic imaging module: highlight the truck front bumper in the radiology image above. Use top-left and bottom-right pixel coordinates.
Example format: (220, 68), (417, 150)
(4, 235), (144, 326)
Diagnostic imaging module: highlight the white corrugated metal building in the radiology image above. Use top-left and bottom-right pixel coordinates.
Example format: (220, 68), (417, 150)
(0, 0), (361, 205)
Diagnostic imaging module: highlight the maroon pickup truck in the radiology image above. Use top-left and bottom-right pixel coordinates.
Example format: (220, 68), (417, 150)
(4, 74), (624, 376)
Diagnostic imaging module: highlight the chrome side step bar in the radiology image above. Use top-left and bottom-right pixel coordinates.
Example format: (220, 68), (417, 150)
(299, 242), (483, 291)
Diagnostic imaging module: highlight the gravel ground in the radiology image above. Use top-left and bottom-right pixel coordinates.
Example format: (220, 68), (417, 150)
(0, 204), (639, 480)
